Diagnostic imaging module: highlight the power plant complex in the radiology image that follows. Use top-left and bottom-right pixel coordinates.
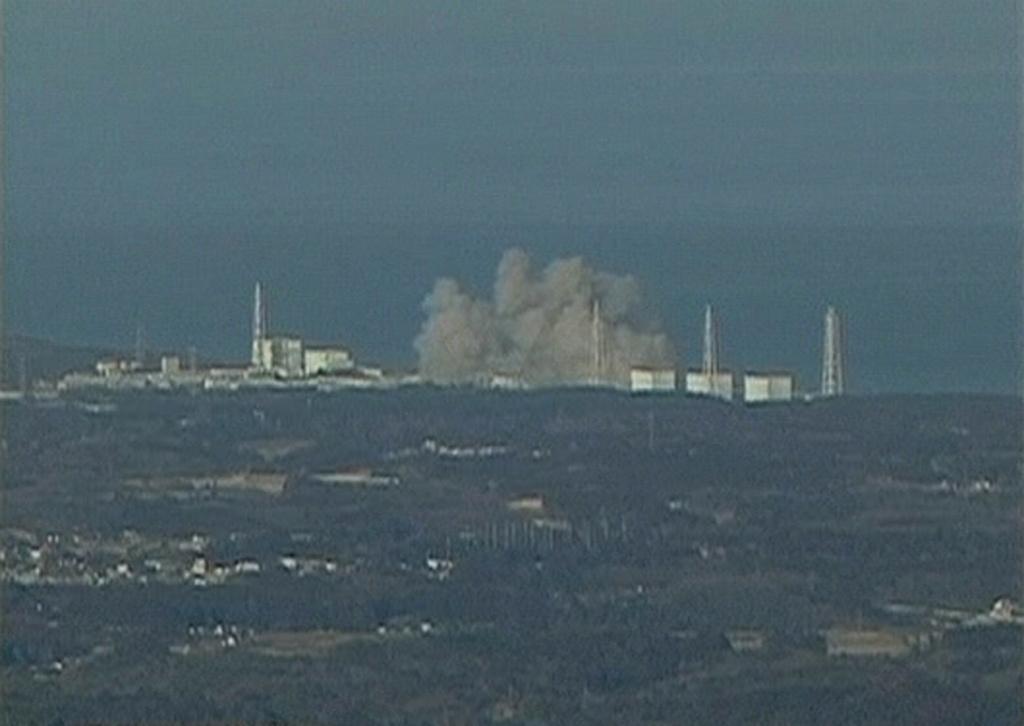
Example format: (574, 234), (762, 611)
(58, 278), (848, 404)
(630, 303), (845, 402)
(248, 282), (355, 379)
(61, 282), (392, 392)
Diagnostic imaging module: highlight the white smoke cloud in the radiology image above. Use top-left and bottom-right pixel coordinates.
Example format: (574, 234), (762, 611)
(415, 249), (675, 386)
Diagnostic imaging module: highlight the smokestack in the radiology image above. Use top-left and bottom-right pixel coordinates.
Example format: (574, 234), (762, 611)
(821, 305), (845, 396)
(251, 282), (268, 369)
(701, 304), (720, 377)
(590, 298), (605, 386)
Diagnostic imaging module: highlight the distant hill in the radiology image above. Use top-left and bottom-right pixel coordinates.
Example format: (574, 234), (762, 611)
(3, 334), (122, 386)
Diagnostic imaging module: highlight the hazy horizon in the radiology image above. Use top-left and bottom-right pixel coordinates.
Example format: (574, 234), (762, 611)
(6, 2), (1020, 393)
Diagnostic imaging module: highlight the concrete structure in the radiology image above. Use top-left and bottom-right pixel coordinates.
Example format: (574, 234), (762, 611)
(630, 367), (676, 393)
(257, 336), (304, 377)
(253, 338), (273, 373)
(743, 372), (794, 403)
(272, 337), (304, 377)
(160, 356), (181, 375)
(96, 359), (136, 377)
(685, 370), (734, 401)
(303, 346), (354, 376)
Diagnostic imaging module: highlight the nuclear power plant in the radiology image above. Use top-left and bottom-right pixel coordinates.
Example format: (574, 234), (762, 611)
(57, 264), (848, 403)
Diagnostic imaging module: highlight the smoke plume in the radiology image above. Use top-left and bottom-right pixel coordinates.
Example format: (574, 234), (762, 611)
(415, 249), (675, 386)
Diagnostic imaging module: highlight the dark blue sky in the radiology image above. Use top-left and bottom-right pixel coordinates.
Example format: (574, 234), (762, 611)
(6, 1), (1020, 392)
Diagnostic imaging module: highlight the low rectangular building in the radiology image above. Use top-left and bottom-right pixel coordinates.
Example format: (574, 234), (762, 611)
(685, 371), (734, 401)
(825, 628), (915, 658)
(630, 367), (677, 393)
(161, 356), (181, 375)
(304, 347), (354, 376)
(743, 372), (794, 403)
(96, 359), (136, 377)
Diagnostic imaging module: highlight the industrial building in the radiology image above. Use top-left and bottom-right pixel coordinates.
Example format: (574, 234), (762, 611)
(680, 303), (803, 404)
(743, 372), (795, 403)
(685, 371), (734, 400)
(160, 356), (181, 376)
(250, 283), (303, 377)
(249, 283), (355, 379)
(58, 281), (392, 393)
(96, 359), (138, 377)
(629, 367), (676, 393)
(60, 286), (842, 400)
(254, 336), (304, 377)
(254, 333), (353, 379)
(304, 346), (354, 376)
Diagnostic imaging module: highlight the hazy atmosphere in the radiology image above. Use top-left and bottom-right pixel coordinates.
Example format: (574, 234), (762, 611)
(6, 1), (1020, 392)
(4, 5), (1023, 724)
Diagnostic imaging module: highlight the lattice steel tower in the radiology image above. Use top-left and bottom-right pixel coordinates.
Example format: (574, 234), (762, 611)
(821, 305), (845, 396)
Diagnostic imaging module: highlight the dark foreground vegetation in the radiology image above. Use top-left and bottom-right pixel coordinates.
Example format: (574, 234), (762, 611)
(2, 389), (1021, 724)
